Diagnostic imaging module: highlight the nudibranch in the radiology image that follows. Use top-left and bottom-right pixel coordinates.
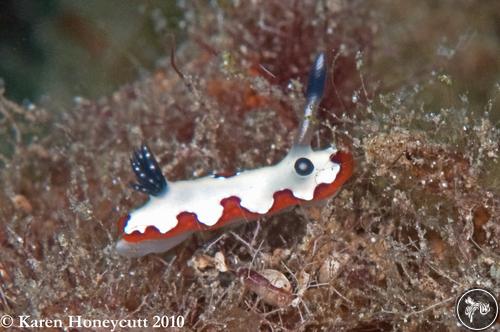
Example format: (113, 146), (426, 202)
(116, 53), (353, 257)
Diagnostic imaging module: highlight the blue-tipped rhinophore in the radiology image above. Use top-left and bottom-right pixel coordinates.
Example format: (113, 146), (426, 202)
(306, 52), (326, 101)
(295, 52), (327, 146)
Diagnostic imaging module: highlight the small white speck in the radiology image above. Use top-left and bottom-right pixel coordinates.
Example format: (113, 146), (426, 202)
(352, 93), (358, 103)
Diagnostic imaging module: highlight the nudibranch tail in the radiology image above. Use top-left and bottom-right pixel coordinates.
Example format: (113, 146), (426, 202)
(295, 52), (327, 146)
(130, 144), (167, 196)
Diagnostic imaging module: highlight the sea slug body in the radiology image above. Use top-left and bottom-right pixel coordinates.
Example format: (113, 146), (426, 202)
(116, 53), (353, 257)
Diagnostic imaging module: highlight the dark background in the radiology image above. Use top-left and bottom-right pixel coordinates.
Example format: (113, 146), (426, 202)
(0, 0), (181, 105)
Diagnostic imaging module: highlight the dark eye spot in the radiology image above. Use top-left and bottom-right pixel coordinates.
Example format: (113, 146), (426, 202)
(294, 157), (314, 176)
